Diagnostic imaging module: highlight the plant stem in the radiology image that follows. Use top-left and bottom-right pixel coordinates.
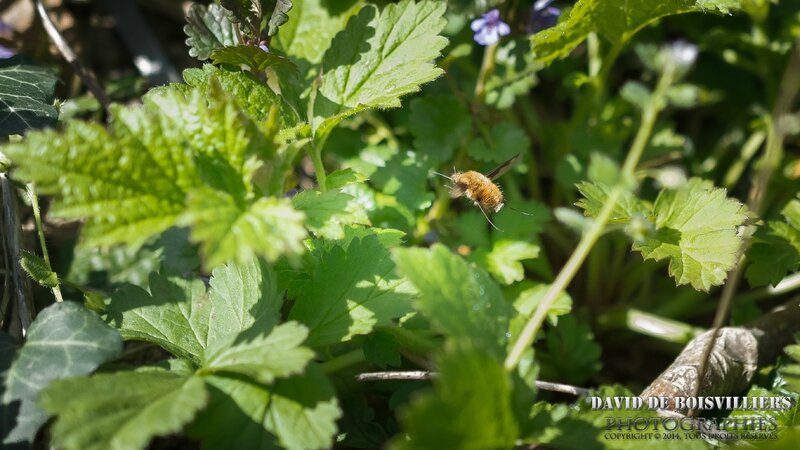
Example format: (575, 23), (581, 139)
(320, 349), (365, 374)
(474, 42), (499, 102)
(504, 62), (676, 372)
(309, 141), (327, 192)
(28, 184), (63, 303)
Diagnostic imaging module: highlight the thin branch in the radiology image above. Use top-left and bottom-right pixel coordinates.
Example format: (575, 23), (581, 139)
(34, 0), (111, 110)
(355, 371), (591, 396)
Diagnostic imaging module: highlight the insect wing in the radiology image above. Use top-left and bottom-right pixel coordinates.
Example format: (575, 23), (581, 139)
(484, 154), (521, 180)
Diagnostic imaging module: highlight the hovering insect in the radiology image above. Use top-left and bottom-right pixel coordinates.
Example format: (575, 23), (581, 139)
(432, 154), (529, 229)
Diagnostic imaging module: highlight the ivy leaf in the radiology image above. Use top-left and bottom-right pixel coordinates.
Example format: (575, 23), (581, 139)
(292, 188), (369, 239)
(189, 365), (341, 450)
(314, 0), (448, 133)
(746, 197), (800, 287)
(288, 235), (413, 347)
(483, 240), (541, 285)
(268, 0), (293, 36)
(40, 371), (207, 450)
(410, 95), (471, 162)
(1, 302), (122, 446)
(393, 244), (513, 357)
(394, 345), (518, 449)
(531, 0), (741, 65)
(184, 4), (238, 61)
(202, 322), (314, 384)
(274, 0), (363, 65)
(181, 189), (307, 268)
(211, 45), (296, 72)
(3, 82), (275, 258)
(0, 56), (58, 136)
(467, 122), (530, 164)
(107, 259), (282, 364)
(634, 178), (746, 291)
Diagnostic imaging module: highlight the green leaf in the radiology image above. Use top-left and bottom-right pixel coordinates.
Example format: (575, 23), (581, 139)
(18, 249), (58, 288)
(3, 83), (273, 256)
(40, 371), (207, 450)
(189, 365), (341, 450)
(392, 244), (513, 356)
(485, 39), (540, 110)
(211, 45), (296, 72)
(531, 0), (741, 65)
(467, 122), (530, 164)
(184, 4), (239, 61)
(289, 235), (413, 347)
(575, 181), (649, 223)
(483, 239), (540, 285)
(314, 0), (448, 133)
(410, 95), (471, 162)
(181, 189), (307, 268)
(363, 330), (401, 368)
(268, 0), (293, 35)
(395, 345), (518, 449)
(107, 259), (281, 363)
(1, 302), (122, 446)
(0, 56), (58, 136)
(368, 147), (436, 211)
(514, 284), (572, 326)
(274, 0), (363, 65)
(634, 178), (747, 291)
(203, 322), (314, 384)
(746, 197), (800, 287)
(538, 316), (601, 385)
(291, 188), (370, 239)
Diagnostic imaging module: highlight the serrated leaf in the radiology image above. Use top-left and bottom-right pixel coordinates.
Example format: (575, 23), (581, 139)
(575, 181), (649, 222)
(189, 365), (341, 450)
(531, 0), (741, 65)
(467, 122), (530, 163)
(40, 371), (207, 450)
(184, 4), (239, 60)
(484, 240), (540, 285)
(0, 56), (58, 136)
(203, 322), (314, 384)
(514, 284), (572, 326)
(3, 82), (274, 259)
(314, 0), (448, 133)
(363, 331), (401, 368)
(107, 259), (282, 363)
(288, 235), (413, 347)
(274, 0), (363, 65)
(394, 345), (518, 449)
(291, 188), (369, 239)
(268, 0), (293, 35)
(746, 197), (800, 287)
(181, 189), (307, 268)
(410, 95), (471, 162)
(211, 45), (296, 72)
(369, 147), (436, 210)
(392, 244), (513, 356)
(538, 316), (601, 385)
(1, 302), (122, 446)
(18, 249), (58, 288)
(634, 178), (747, 291)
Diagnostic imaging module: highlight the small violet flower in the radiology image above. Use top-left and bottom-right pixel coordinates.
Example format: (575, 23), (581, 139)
(527, 0), (561, 34)
(471, 9), (510, 46)
(0, 45), (15, 59)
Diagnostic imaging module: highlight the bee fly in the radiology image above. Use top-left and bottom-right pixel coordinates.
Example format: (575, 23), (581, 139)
(432, 154), (531, 230)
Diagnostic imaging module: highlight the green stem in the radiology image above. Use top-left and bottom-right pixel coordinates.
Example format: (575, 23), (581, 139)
(320, 349), (366, 374)
(474, 42), (499, 102)
(504, 62), (676, 372)
(28, 184), (63, 302)
(309, 141), (327, 192)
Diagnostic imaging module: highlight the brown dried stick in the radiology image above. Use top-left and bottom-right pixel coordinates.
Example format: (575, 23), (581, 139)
(640, 297), (800, 414)
(34, 0), (110, 110)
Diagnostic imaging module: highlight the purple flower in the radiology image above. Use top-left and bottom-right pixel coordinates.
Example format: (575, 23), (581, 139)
(471, 9), (511, 46)
(527, 0), (561, 34)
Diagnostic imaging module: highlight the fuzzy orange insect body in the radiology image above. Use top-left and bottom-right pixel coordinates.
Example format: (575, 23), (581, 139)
(449, 170), (505, 213)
